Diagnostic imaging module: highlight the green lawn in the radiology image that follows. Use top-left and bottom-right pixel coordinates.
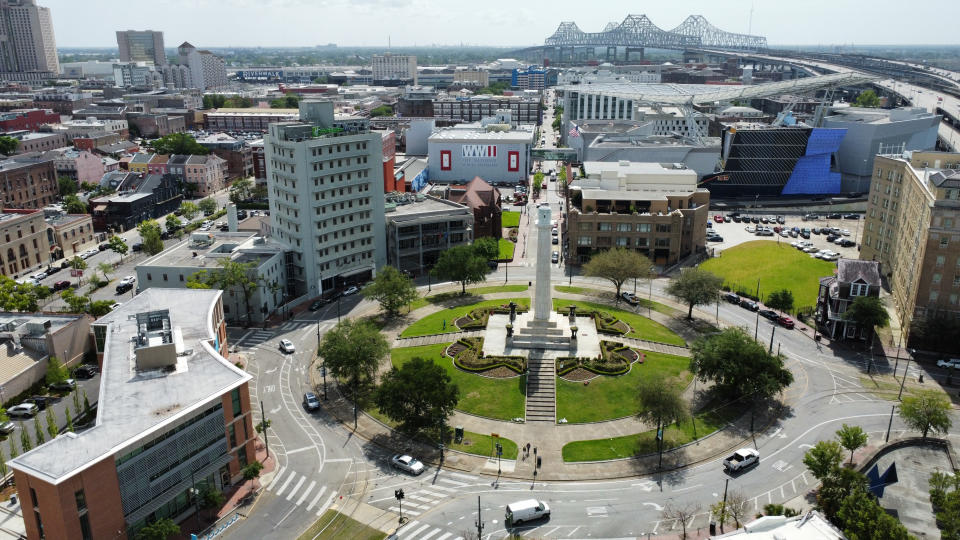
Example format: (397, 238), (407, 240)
(554, 286), (675, 316)
(448, 431), (519, 460)
(562, 401), (741, 461)
(556, 351), (691, 423)
(391, 343), (526, 420)
(400, 298), (529, 337)
(501, 211), (521, 228)
(407, 285), (529, 311)
(297, 510), (385, 540)
(555, 285), (590, 295)
(498, 238), (516, 260)
(552, 299), (685, 346)
(699, 240), (837, 311)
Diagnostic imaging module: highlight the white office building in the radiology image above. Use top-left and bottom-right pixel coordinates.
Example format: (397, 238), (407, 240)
(372, 53), (417, 84)
(176, 42), (227, 90)
(0, 0), (59, 78)
(266, 100), (386, 299)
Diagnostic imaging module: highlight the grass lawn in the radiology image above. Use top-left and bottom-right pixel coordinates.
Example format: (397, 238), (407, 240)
(297, 509), (385, 540)
(498, 238), (516, 260)
(552, 299), (685, 346)
(556, 352), (691, 423)
(562, 401), (741, 462)
(699, 240), (837, 311)
(501, 211), (520, 228)
(554, 286), (675, 316)
(859, 374), (952, 402)
(407, 285), (529, 311)
(391, 343), (526, 420)
(555, 285), (590, 295)
(448, 431), (519, 460)
(400, 298), (529, 337)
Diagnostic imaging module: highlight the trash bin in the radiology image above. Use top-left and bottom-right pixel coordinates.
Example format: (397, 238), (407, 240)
(710, 521), (716, 535)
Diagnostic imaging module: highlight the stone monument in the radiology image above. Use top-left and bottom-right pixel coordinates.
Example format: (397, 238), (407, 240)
(533, 204), (553, 321)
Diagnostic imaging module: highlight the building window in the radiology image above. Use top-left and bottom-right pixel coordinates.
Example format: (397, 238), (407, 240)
(598, 223), (612, 232)
(930, 291), (940, 302)
(231, 388), (242, 418)
(616, 237), (628, 247)
(577, 236), (592, 246)
(941, 236), (950, 248)
(616, 223), (631, 232)
(637, 223), (651, 233)
(933, 273), (942, 284)
(937, 256), (946, 267)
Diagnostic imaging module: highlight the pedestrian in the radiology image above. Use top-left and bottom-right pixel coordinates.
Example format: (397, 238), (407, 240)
(442, 319), (446, 330)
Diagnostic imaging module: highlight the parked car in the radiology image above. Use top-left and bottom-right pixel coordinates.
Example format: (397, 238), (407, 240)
(843, 214), (860, 220)
(776, 215), (785, 224)
(759, 309), (779, 321)
(826, 234), (840, 243)
(724, 292), (740, 304)
(723, 448), (760, 472)
(309, 300), (325, 311)
(49, 379), (77, 392)
(505, 499), (551, 525)
(279, 339), (295, 354)
(713, 215), (724, 223)
(25, 396), (58, 410)
(116, 281), (134, 294)
(391, 454), (425, 475)
(0, 421), (15, 435)
(730, 215), (742, 223)
(73, 365), (98, 379)
(739, 299), (759, 311)
(53, 280), (71, 291)
(788, 229), (798, 238)
(620, 292), (640, 305)
(551, 236), (559, 245)
(778, 316), (795, 329)
(706, 234), (724, 242)
(303, 392), (321, 411)
(936, 358), (960, 369)
(551, 251), (559, 263)
(131, 242), (143, 252)
(811, 228), (821, 235)
(342, 286), (360, 296)
(826, 213), (842, 219)
(119, 275), (136, 287)
(6, 403), (38, 419)
(98, 242), (110, 251)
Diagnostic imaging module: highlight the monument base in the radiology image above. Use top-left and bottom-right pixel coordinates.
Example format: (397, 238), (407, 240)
(484, 312), (601, 359)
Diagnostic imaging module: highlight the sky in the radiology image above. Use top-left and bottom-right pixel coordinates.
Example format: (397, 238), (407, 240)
(46, 0), (960, 48)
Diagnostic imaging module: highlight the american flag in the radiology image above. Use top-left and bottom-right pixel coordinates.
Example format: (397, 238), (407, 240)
(568, 125), (581, 138)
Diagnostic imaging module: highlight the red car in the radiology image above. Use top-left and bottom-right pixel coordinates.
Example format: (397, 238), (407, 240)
(714, 215), (725, 223)
(777, 316), (795, 329)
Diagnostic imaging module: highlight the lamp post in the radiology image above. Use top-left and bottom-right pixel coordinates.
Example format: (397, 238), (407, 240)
(897, 348), (915, 400)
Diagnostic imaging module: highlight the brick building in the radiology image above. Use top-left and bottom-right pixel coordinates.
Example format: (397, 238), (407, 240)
(0, 153), (58, 209)
(0, 108), (59, 132)
(0, 209), (51, 277)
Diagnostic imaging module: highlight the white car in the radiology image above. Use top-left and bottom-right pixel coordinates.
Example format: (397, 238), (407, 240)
(119, 275), (136, 287)
(279, 339), (295, 354)
(31, 272), (47, 281)
(342, 286), (360, 296)
(7, 403), (38, 419)
(937, 358), (960, 369)
(390, 454), (425, 475)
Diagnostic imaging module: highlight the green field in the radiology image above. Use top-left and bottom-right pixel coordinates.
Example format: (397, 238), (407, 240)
(552, 299), (685, 346)
(699, 240), (836, 311)
(407, 285), (529, 311)
(555, 285), (590, 295)
(400, 298), (530, 337)
(556, 351), (691, 423)
(501, 211), (521, 228)
(561, 401), (741, 461)
(448, 431), (519, 460)
(498, 238), (516, 260)
(391, 343), (526, 420)
(297, 510), (385, 540)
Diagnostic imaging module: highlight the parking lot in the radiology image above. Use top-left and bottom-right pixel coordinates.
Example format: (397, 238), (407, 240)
(706, 212), (864, 261)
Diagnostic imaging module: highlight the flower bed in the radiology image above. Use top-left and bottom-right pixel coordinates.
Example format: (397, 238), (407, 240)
(447, 337), (526, 375)
(454, 303), (528, 331)
(555, 305), (630, 335)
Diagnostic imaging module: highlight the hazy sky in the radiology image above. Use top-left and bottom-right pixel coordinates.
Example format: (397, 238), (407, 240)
(46, 0), (960, 48)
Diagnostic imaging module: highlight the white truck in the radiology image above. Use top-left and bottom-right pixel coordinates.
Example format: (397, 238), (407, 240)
(505, 499), (550, 525)
(723, 448), (759, 472)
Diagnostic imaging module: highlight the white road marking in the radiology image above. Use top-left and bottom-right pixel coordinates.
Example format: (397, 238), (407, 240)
(265, 467), (286, 491)
(419, 528), (443, 540)
(642, 502), (663, 511)
(436, 533), (452, 540)
(295, 481), (316, 506)
(285, 476), (306, 501)
(275, 472), (297, 497)
(437, 478), (469, 488)
(672, 483), (703, 493)
(286, 446), (314, 455)
(405, 523), (431, 537)
(324, 458), (353, 463)
(446, 472), (479, 481)
(316, 491), (338, 516)
(305, 486), (327, 511)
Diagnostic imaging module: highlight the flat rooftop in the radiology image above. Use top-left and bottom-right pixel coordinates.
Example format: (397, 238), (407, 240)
(9, 289), (250, 485)
(386, 195), (470, 218)
(429, 127), (534, 143)
(140, 231), (283, 269)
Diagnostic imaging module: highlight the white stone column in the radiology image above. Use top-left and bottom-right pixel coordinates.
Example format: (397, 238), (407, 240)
(535, 204), (552, 321)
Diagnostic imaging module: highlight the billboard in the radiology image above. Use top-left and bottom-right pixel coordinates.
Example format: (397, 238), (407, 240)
(428, 139), (531, 184)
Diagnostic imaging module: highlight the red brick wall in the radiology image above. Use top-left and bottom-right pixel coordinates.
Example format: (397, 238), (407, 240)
(221, 381), (256, 480)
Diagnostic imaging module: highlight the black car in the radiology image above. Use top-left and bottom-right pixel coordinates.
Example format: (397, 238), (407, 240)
(724, 292), (740, 304)
(826, 234), (840, 243)
(838, 239), (856, 248)
(707, 235), (724, 242)
(843, 214), (860, 220)
(827, 213), (842, 219)
(24, 396), (56, 410)
(309, 299), (329, 311)
(730, 215), (742, 223)
(739, 299), (759, 311)
(73, 365), (98, 379)
(751, 217), (760, 224)
(759, 309), (779, 321)
(98, 243), (110, 251)
(811, 228), (821, 235)
(131, 242), (143, 252)
(116, 282), (134, 294)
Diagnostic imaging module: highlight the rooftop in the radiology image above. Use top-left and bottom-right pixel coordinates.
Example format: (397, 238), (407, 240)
(712, 511), (843, 539)
(9, 289), (249, 485)
(428, 126), (535, 143)
(386, 194), (470, 218)
(140, 231), (282, 269)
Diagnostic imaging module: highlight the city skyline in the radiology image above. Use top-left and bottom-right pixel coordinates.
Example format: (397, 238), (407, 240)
(44, 0), (960, 49)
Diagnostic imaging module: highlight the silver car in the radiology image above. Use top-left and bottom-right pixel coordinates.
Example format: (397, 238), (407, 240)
(390, 454), (425, 475)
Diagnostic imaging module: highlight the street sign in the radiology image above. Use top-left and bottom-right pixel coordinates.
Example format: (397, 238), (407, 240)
(656, 428), (663, 441)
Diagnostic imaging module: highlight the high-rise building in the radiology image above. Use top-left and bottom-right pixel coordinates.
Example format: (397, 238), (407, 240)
(266, 100), (386, 298)
(0, 0), (59, 79)
(177, 42), (227, 90)
(116, 30), (166, 65)
(371, 53), (417, 84)
(860, 150), (960, 336)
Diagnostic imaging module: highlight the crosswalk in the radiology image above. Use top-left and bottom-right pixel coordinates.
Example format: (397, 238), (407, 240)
(394, 521), (464, 540)
(242, 329), (275, 347)
(265, 467), (338, 517)
(385, 473), (477, 517)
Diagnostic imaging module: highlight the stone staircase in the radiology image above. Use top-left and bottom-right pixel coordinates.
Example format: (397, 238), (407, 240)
(525, 352), (556, 424)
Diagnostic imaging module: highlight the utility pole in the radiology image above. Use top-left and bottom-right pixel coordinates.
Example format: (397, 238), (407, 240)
(720, 478), (730, 533)
(898, 349), (914, 400)
(769, 324), (776, 353)
(474, 496), (483, 538)
(260, 400), (269, 458)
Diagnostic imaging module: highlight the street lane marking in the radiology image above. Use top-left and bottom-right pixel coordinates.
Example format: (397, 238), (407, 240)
(419, 528), (442, 540)
(306, 486), (327, 511)
(316, 491), (338, 517)
(405, 523), (431, 537)
(436, 533), (452, 540)
(286, 446), (314, 455)
(324, 458), (352, 463)
(419, 490), (447, 498)
(437, 478), (468, 487)
(671, 483), (703, 493)
(275, 472), (297, 497)
(446, 472), (479, 481)
(265, 467), (286, 490)
(295, 481), (316, 506)
(286, 476), (306, 501)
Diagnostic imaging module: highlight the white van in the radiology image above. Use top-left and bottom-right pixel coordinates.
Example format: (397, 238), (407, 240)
(505, 499), (550, 525)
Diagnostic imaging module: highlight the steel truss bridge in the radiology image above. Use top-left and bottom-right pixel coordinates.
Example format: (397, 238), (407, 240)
(520, 14), (767, 61)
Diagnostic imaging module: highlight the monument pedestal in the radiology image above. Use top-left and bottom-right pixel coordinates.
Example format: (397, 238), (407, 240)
(484, 313), (601, 359)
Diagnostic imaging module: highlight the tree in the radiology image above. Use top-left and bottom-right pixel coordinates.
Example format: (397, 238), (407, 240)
(200, 485), (226, 515)
(137, 219), (164, 255)
(843, 296), (889, 349)
(763, 504), (800, 517)
(19, 427), (30, 452)
(82, 389), (90, 418)
(667, 267), (723, 319)
(471, 237), (499, 261)
(45, 407), (57, 438)
(711, 490), (747, 533)
(929, 471), (960, 539)
(369, 105), (393, 117)
(60, 289), (90, 313)
(0, 135), (18, 155)
(765, 288), (794, 316)
(242, 461), (264, 495)
(835, 424), (868, 465)
(98, 262), (114, 282)
(661, 501), (701, 540)
(57, 177), (78, 196)
(89, 300), (116, 317)
(7, 436), (17, 459)
(180, 201), (199, 220)
(229, 177), (254, 204)
(636, 372), (688, 466)
(165, 214), (182, 233)
(108, 236), (128, 260)
(72, 390), (82, 422)
(583, 248), (654, 303)
(690, 327), (793, 401)
(318, 319), (389, 429)
(853, 89), (881, 108)
(198, 198), (218, 215)
(45, 356), (69, 385)
(900, 389), (952, 439)
(149, 133), (209, 155)
(196, 260), (260, 325)
(63, 194), (87, 214)
(803, 440), (844, 480)
(837, 486), (911, 540)
(0, 446), (7, 482)
(64, 407), (73, 432)
(33, 416), (44, 445)
(374, 357), (459, 438)
(431, 244), (488, 295)
(134, 517), (180, 540)
(0, 276), (44, 312)
(361, 265), (418, 317)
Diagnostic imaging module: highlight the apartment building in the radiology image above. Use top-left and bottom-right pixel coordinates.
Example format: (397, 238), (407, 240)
(116, 30), (166, 65)
(0, 311), (92, 399)
(0, 0), (59, 79)
(178, 42), (227, 90)
(0, 208), (49, 277)
(266, 100), (386, 299)
(10, 131), (66, 154)
(51, 148), (105, 185)
(44, 207), (96, 259)
(185, 154), (227, 197)
(0, 108), (58, 131)
(453, 69), (489, 87)
(0, 152), (57, 208)
(372, 53), (417, 84)
(10, 289), (255, 540)
(567, 161), (709, 267)
(385, 194), (473, 275)
(204, 108), (299, 133)
(432, 95), (542, 126)
(861, 151), (960, 332)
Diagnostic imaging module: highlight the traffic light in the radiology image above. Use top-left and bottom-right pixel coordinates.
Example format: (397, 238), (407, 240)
(395, 489), (404, 501)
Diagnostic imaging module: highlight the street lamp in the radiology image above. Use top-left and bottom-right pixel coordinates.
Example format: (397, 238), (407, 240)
(897, 348), (916, 400)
